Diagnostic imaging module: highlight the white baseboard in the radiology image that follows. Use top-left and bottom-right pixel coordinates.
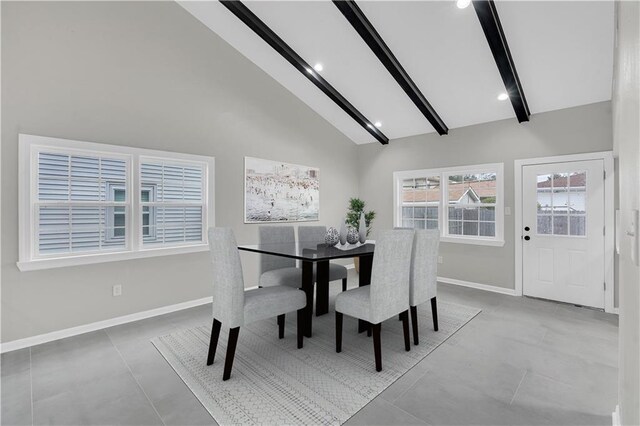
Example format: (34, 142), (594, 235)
(437, 276), (518, 296)
(0, 276), (514, 354)
(612, 405), (620, 426)
(0, 296), (214, 354)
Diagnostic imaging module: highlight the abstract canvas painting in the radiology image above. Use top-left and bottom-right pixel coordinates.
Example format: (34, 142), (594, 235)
(244, 157), (319, 223)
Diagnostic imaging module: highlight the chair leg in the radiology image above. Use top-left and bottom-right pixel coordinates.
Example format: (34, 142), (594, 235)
(297, 309), (304, 349)
(206, 318), (221, 366)
(372, 323), (382, 372)
(410, 306), (419, 345)
(431, 297), (439, 331)
(401, 310), (410, 351)
(336, 312), (343, 353)
(277, 314), (285, 339)
(222, 327), (240, 381)
(342, 278), (347, 292)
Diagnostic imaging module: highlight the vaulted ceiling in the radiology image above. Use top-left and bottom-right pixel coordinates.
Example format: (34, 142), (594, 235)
(180, 1), (614, 145)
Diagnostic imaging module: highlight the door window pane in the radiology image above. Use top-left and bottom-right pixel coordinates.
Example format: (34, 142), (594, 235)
(537, 215), (552, 234)
(553, 216), (568, 235)
(570, 216), (586, 236)
(569, 189), (586, 214)
(536, 171), (586, 237)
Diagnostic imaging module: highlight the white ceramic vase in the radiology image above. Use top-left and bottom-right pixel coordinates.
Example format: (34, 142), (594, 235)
(358, 212), (366, 244)
(339, 219), (347, 245)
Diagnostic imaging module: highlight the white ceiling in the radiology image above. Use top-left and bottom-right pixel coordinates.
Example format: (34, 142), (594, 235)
(179, 1), (614, 144)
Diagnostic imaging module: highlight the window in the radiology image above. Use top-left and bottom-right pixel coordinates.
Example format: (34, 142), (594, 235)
(536, 171), (586, 236)
(394, 163), (504, 246)
(18, 134), (215, 271)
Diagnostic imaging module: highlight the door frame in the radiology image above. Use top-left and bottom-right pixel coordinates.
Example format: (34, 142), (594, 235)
(514, 151), (616, 313)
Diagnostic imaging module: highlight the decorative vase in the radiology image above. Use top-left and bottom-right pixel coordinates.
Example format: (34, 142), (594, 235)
(358, 212), (366, 244)
(346, 226), (359, 244)
(339, 220), (347, 245)
(325, 227), (339, 246)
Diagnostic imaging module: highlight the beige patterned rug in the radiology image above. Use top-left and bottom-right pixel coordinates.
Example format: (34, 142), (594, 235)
(152, 297), (480, 425)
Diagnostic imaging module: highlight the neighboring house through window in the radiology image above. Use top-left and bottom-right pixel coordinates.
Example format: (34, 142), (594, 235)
(394, 163), (504, 246)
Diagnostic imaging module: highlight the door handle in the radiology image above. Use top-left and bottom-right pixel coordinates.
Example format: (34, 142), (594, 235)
(524, 226), (530, 232)
(524, 236), (530, 241)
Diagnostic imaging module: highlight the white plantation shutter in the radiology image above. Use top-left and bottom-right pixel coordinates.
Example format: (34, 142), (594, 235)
(37, 152), (129, 255)
(140, 160), (205, 246)
(19, 135), (214, 270)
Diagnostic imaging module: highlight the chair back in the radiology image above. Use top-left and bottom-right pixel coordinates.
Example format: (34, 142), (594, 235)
(410, 229), (440, 306)
(298, 225), (327, 243)
(369, 229), (415, 323)
(259, 226), (296, 274)
(208, 228), (245, 328)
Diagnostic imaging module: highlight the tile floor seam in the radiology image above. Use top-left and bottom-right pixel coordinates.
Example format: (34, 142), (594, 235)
(391, 368), (430, 404)
(388, 399), (432, 426)
(29, 347), (34, 426)
(510, 370), (527, 405)
(539, 328), (549, 345)
(106, 333), (167, 426)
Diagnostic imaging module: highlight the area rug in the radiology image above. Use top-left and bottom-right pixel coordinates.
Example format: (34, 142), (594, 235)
(152, 298), (480, 425)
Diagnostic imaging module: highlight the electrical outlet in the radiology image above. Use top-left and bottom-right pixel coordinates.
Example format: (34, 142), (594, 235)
(112, 284), (122, 297)
(438, 256), (443, 264)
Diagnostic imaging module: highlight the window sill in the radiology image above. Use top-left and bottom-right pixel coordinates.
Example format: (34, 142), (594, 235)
(440, 236), (505, 247)
(17, 244), (209, 272)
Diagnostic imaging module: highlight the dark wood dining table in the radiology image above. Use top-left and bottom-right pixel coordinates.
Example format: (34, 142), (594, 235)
(238, 241), (375, 337)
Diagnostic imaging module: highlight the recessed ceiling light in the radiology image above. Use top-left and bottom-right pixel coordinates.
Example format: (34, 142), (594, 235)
(367, 123), (374, 129)
(374, 121), (382, 128)
(313, 63), (323, 72)
(306, 68), (313, 74)
(497, 92), (509, 101)
(456, 0), (471, 9)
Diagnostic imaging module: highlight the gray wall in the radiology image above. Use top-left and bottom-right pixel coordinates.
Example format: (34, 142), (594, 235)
(1, 1), (358, 343)
(612, 1), (640, 424)
(357, 102), (613, 290)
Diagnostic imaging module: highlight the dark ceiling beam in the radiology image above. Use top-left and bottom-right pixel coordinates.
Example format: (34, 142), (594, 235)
(333, 0), (448, 136)
(473, 0), (530, 122)
(220, 0), (389, 144)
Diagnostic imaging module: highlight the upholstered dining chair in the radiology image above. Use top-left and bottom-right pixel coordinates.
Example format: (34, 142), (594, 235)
(409, 229), (440, 345)
(335, 229), (415, 372)
(298, 225), (349, 291)
(258, 226), (302, 288)
(207, 228), (306, 381)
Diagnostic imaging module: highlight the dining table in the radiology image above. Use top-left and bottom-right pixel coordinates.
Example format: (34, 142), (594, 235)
(238, 241), (375, 337)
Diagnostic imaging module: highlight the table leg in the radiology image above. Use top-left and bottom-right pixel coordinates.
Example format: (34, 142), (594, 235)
(358, 254), (374, 333)
(315, 260), (330, 316)
(301, 260), (314, 337)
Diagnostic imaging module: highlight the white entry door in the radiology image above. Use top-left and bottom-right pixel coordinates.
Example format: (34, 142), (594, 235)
(522, 160), (605, 308)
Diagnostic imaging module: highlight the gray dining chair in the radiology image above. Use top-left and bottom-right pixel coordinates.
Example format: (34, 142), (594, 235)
(298, 225), (349, 291)
(409, 229), (440, 345)
(206, 227), (306, 381)
(258, 226), (303, 288)
(335, 229), (414, 372)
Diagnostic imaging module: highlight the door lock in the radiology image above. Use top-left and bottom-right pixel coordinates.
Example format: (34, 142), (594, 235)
(524, 236), (530, 241)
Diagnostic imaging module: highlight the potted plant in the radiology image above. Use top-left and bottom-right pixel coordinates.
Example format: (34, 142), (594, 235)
(345, 198), (375, 272)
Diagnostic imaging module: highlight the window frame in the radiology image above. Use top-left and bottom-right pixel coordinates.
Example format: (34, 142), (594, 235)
(18, 134), (215, 271)
(393, 163), (504, 247)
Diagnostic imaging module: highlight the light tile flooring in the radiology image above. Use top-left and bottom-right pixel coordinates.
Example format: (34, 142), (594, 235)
(2, 273), (618, 426)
